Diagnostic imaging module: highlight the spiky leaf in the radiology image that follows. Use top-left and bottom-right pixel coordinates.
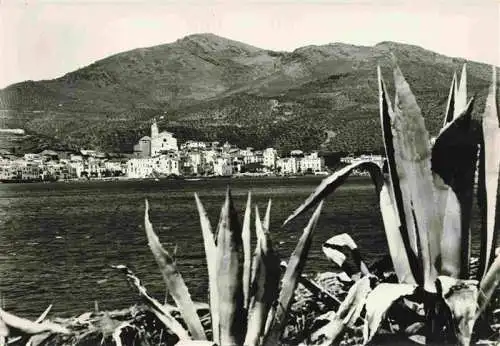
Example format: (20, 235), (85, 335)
(432, 99), (477, 278)
(392, 65), (442, 292)
(264, 201), (324, 345)
(379, 175), (416, 284)
(442, 73), (457, 127)
(242, 192), (252, 310)
(215, 189), (246, 346)
(477, 66), (500, 280)
(283, 161), (382, 226)
(245, 207), (281, 346)
(144, 200), (207, 340)
(378, 67), (422, 284)
(194, 194), (220, 344)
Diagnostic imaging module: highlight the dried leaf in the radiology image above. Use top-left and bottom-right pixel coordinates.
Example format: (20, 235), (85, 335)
(308, 276), (373, 345)
(363, 283), (416, 343)
(112, 265), (190, 340)
(0, 309), (68, 338)
(437, 276), (479, 346)
(322, 233), (369, 276)
(145, 200), (207, 340)
(478, 255), (500, 316)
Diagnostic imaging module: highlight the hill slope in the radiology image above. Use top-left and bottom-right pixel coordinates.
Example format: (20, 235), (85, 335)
(0, 33), (496, 154)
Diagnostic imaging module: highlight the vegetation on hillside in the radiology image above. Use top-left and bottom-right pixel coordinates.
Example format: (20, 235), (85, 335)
(0, 34), (496, 154)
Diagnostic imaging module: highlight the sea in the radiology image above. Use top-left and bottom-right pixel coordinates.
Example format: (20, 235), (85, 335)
(0, 177), (494, 319)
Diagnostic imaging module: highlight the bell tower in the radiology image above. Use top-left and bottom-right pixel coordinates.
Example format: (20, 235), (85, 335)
(151, 118), (159, 138)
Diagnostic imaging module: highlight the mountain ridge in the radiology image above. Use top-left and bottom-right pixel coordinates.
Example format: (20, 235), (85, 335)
(0, 33), (497, 155)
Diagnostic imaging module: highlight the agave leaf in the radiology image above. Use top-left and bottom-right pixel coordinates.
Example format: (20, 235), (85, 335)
(194, 194), (220, 344)
(322, 233), (370, 276)
(432, 98), (477, 279)
(307, 276), (373, 345)
(245, 207), (281, 346)
(442, 73), (457, 127)
(216, 189), (246, 346)
(455, 64), (468, 118)
(263, 201), (324, 345)
(113, 265), (191, 339)
(437, 276), (479, 346)
(392, 65), (442, 292)
(363, 283), (417, 343)
(242, 192), (252, 310)
(283, 161), (382, 226)
(144, 200), (207, 340)
(478, 254), (500, 316)
(380, 176), (416, 284)
(477, 66), (500, 280)
(378, 66), (422, 284)
(263, 199), (272, 233)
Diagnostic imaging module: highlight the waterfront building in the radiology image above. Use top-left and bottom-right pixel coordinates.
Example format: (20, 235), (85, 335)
(213, 157), (233, 176)
(127, 154), (179, 179)
(299, 152), (324, 173)
(263, 148), (277, 168)
(277, 157), (299, 175)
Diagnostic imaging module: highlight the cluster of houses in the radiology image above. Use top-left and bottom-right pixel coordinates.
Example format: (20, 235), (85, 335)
(127, 119), (327, 179)
(0, 149), (127, 182)
(0, 119), (329, 182)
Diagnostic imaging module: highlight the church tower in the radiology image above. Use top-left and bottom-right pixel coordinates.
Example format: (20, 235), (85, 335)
(151, 118), (159, 138)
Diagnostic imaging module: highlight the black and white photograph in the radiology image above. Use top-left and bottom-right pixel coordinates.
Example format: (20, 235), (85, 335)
(0, 0), (499, 345)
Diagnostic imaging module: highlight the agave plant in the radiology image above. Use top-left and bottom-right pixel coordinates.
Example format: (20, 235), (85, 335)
(116, 189), (326, 346)
(285, 64), (500, 345)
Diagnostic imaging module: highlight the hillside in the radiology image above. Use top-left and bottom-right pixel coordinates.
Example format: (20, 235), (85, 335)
(0, 33), (496, 155)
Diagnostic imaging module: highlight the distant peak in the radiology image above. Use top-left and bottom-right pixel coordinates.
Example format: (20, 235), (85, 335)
(176, 32), (262, 53)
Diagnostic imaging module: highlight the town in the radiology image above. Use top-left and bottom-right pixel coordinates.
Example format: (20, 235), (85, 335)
(0, 119), (337, 182)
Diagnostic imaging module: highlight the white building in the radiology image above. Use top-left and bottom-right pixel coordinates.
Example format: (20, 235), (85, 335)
(299, 152), (324, 173)
(181, 141), (207, 151)
(213, 157), (233, 176)
(153, 155), (180, 176)
(127, 158), (154, 179)
(263, 148), (277, 168)
(277, 157), (299, 175)
(127, 155), (179, 178)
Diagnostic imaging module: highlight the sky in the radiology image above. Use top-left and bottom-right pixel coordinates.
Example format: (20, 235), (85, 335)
(0, 0), (499, 88)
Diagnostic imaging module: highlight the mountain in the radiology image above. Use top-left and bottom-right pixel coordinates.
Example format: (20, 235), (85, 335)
(0, 33), (496, 155)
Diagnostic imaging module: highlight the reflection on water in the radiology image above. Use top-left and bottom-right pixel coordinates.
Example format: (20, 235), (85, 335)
(0, 177), (491, 319)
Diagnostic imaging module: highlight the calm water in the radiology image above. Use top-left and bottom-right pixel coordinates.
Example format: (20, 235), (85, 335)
(0, 177), (494, 319)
